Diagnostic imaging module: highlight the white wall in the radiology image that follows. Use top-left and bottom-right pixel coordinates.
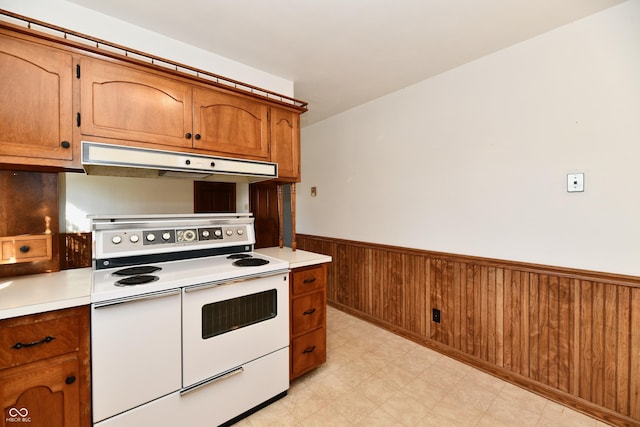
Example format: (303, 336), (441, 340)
(0, 0), (286, 231)
(298, 0), (640, 276)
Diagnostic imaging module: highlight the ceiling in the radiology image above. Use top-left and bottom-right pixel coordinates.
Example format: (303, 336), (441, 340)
(67, 0), (626, 127)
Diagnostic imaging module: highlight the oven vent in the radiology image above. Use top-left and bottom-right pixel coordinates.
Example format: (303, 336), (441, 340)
(202, 289), (277, 338)
(81, 141), (278, 183)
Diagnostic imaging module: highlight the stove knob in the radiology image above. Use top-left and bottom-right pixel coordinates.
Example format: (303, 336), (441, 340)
(111, 235), (122, 244)
(214, 229), (222, 238)
(237, 228), (244, 235)
(130, 235), (140, 243)
(226, 229), (233, 236)
(162, 232), (171, 241)
(146, 233), (156, 242)
(202, 230), (210, 238)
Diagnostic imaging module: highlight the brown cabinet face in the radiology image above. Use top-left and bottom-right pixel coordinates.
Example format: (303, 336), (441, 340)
(292, 265), (326, 296)
(80, 58), (193, 149)
(291, 291), (325, 335)
(0, 235), (52, 265)
(290, 328), (327, 378)
(289, 264), (328, 380)
(0, 306), (90, 427)
(193, 88), (269, 160)
(1, 355), (80, 427)
(0, 33), (74, 163)
(270, 107), (300, 181)
(0, 310), (79, 369)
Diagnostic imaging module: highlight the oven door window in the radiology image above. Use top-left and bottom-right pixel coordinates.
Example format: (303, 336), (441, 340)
(202, 289), (277, 339)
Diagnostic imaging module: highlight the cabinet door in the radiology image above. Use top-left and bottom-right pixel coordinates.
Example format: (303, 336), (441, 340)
(0, 34), (74, 163)
(1, 355), (80, 427)
(192, 88), (269, 160)
(270, 107), (300, 181)
(80, 58), (192, 148)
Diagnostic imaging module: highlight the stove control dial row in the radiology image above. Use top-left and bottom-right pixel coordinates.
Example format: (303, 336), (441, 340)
(198, 227), (223, 241)
(176, 229), (197, 243)
(143, 230), (176, 245)
(110, 234), (141, 245)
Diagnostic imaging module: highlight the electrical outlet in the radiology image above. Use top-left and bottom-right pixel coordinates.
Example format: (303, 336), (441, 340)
(567, 173), (584, 192)
(432, 308), (441, 323)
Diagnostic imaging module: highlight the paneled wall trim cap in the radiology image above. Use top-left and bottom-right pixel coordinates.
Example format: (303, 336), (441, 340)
(297, 234), (640, 288)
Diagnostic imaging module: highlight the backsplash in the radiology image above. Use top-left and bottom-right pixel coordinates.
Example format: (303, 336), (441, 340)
(0, 171), (59, 277)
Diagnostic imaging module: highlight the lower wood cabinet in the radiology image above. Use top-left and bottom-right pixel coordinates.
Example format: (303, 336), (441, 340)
(289, 264), (327, 380)
(0, 306), (90, 426)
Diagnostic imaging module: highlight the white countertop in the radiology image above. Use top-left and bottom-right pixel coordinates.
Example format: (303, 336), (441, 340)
(0, 268), (92, 320)
(256, 247), (332, 269)
(0, 248), (330, 320)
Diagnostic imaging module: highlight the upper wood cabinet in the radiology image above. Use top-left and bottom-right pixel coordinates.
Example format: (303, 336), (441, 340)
(270, 107), (300, 182)
(193, 88), (269, 160)
(80, 57), (193, 149)
(80, 58), (271, 161)
(0, 21), (305, 173)
(0, 32), (75, 167)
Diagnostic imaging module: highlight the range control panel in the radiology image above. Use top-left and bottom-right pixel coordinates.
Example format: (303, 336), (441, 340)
(98, 224), (252, 257)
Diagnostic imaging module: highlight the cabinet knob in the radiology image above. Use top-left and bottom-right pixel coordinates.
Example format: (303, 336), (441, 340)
(185, 132), (192, 139)
(302, 346), (316, 354)
(65, 375), (76, 385)
(303, 308), (316, 316)
(303, 277), (317, 284)
(194, 133), (201, 140)
(19, 245), (30, 253)
(60, 140), (71, 149)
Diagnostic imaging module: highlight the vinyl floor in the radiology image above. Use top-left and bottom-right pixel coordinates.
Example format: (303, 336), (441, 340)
(237, 306), (611, 426)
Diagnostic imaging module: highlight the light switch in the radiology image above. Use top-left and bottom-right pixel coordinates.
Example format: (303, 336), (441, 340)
(310, 186), (317, 197)
(567, 173), (584, 192)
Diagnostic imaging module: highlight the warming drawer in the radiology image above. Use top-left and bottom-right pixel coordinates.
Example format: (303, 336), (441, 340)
(95, 347), (289, 427)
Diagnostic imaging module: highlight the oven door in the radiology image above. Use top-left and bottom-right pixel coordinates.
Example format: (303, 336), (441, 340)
(92, 289), (182, 423)
(182, 271), (289, 388)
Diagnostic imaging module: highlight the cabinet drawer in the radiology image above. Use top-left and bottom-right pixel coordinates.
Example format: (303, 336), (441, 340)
(0, 234), (52, 265)
(0, 310), (80, 370)
(291, 291), (325, 336)
(291, 265), (326, 296)
(291, 328), (326, 378)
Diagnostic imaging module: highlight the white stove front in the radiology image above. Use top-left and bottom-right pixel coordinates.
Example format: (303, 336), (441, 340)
(91, 253), (289, 303)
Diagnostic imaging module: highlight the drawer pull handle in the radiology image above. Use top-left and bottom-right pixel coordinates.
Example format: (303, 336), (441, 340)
(303, 308), (316, 315)
(19, 245), (30, 253)
(11, 335), (56, 350)
(303, 277), (317, 284)
(65, 375), (76, 385)
(302, 346), (316, 354)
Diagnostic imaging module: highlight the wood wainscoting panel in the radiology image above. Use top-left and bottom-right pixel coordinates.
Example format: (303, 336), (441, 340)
(297, 234), (640, 427)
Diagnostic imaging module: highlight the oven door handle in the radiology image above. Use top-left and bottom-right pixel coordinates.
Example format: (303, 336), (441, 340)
(92, 289), (181, 308)
(179, 366), (244, 396)
(183, 269), (289, 294)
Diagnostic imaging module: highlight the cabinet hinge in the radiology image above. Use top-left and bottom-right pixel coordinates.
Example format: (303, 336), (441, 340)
(76, 64), (80, 79)
(76, 112), (81, 127)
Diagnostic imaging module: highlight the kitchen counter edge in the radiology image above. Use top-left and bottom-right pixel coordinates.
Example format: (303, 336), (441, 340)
(0, 268), (92, 320)
(256, 247), (332, 269)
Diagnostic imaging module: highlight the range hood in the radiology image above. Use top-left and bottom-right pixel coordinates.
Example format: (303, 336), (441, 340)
(81, 141), (277, 183)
